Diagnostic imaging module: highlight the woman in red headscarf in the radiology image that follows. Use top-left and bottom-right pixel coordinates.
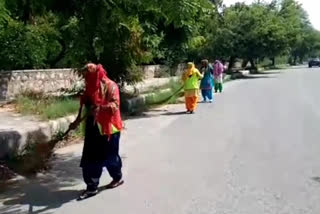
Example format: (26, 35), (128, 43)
(70, 63), (124, 200)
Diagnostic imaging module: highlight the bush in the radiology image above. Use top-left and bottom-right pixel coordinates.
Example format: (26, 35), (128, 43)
(15, 94), (79, 120)
(42, 98), (79, 120)
(0, 15), (62, 70)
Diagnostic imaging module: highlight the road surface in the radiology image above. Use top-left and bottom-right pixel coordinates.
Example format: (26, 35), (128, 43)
(1, 66), (320, 214)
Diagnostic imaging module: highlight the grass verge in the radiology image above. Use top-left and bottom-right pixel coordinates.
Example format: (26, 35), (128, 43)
(15, 93), (79, 120)
(145, 79), (184, 105)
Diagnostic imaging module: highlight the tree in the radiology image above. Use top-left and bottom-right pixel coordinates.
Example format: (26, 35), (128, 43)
(205, 1), (301, 70)
(1, 0), (320, 79)
(61, 0), (216, 84)
(278, 0), (313, 64)
(290, 27), (320, 63)
(0, 0), (9, 25)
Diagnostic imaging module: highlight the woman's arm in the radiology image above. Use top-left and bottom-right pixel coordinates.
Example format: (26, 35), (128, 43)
(100, 83), (120, 115)
(196, 69), (203, 79)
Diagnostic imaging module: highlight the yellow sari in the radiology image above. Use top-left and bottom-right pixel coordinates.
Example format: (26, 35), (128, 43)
(182, 63), (203, 112)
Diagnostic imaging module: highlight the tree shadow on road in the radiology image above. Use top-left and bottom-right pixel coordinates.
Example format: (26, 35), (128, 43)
(229, 72), (278, 81)
(160, 111), (187, 116)
(133, 110), (189, 119)
(249, 71), (282, 75)
(0, 154), (83, 214)
(122, 106), (189, 120)
(1, 186), (79, 214)
(236, 75), (276, 80)
(311, 177), (320, 184)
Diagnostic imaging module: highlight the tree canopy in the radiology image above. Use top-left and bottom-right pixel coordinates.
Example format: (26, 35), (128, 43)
(1, 0), (320, 83)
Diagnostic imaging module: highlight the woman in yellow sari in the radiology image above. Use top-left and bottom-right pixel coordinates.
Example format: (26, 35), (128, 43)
(182, 62), (203, 114)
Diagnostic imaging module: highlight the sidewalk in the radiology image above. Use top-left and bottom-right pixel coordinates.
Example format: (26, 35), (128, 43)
(0, 104), (184, 214)
(0, 107), (75, 159)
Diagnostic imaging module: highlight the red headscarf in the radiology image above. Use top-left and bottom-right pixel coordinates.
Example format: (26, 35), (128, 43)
(82, 63), (108, 106)
(81, 63), (123, 136)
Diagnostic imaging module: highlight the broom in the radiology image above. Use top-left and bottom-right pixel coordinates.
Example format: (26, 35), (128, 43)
(11, 114), (88, 175)
(48, 113), (88, 148)
(155, 85), (184, 105)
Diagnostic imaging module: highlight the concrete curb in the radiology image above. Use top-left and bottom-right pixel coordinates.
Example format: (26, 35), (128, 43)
(122, 88), (174, 113)
(0, 115), (76, 159)
(122, 73), (239, 114)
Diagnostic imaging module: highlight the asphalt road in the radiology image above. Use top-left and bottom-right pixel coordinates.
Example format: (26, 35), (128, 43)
(1, 66), (320, 214)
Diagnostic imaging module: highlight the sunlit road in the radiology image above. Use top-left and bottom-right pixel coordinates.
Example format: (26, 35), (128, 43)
(1, 66), (320, 214)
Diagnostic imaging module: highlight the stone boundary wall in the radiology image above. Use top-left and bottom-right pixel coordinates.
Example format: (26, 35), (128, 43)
(0, 69), (82, 101)
(0, 64), (186, 101)
(140, 63), (186, 79)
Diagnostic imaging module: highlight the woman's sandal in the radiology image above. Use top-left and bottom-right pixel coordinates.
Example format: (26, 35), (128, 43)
(105, 179), (124, 189)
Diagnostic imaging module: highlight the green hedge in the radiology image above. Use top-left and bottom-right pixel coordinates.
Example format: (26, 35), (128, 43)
(0, 17), (61, 70)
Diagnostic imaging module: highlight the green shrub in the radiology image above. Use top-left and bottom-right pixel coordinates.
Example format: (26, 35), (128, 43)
(42, 98), (79, 120)
(15, 95), (79, 120)
(0, 15), (61, 70)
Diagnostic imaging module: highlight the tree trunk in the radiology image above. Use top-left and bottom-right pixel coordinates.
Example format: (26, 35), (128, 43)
(293, 54), (297, 65)
(271, 57), (275, 66)
(49, 38), (66, 67)
(249, 58), (256, 68)
(242, 59), (248, 68)
(249, 58), (257, 73)
(298, 56), (303, 64)
(227, 56), (235, 73)
(23, 0), (34, 25)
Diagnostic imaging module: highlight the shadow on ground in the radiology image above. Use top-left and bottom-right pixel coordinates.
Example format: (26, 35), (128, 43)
(232, 74), (276, 80)
(250, 71), (283, 75)
(241, 75), (276, 79)
(123, 108), (191, 120)
(312, 177), (320, 184)
(161, 111), (187, 116)
(0, 154), (83, 214)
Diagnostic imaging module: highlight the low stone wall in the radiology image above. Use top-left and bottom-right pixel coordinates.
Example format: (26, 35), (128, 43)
(0, 64), (186, 102)
(0, 69), (82, 101)
(123, 77), (179, 95)
(141, 65), (167, 79)
(140, 63), (186, 79)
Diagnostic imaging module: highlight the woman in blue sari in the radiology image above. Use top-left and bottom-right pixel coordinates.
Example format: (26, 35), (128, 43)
(200, 60), (214, 103)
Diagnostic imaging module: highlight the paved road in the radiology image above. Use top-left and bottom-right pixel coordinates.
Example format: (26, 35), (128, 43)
(1, 66), (320, 214)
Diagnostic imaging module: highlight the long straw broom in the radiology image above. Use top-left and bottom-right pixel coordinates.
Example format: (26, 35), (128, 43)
(12, 115), (88, 175)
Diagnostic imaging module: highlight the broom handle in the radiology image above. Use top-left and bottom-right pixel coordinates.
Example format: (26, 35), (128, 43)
(61, 114), (88, 140)
(165, 85), (184, 101)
